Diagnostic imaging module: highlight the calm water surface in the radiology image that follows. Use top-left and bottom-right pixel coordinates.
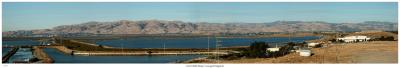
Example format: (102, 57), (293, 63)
(2, 36), (319, 63)
(44, 48), (204, 63)
(2, 48), (11, 56)
(5, 48), (34, 63)
(95, 36), (320, 48)
(2, 40), (40, 46)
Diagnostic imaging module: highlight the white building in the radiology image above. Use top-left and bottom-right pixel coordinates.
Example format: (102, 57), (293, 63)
(337, 36), (371, 43)
(299, 50), (312, 56)
(266, 47), (280, 52)
(307, 42), (320, 48)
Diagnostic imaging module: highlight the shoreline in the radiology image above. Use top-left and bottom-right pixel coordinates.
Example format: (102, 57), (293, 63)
(2, 32), (321, 41)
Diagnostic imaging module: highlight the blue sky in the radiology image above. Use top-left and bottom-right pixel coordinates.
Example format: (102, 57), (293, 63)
(2, 2), (398, 31)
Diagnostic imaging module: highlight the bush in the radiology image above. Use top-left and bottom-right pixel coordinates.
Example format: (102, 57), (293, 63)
(371, 36), (396, 41)
(222, 42), (298, 59)
(219, 53), (243, 60)
(267, 42), (295, 58)
(238, 41), (270, 58)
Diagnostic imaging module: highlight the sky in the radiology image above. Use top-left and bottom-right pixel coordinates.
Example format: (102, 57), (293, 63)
(2, 2), (398, 31)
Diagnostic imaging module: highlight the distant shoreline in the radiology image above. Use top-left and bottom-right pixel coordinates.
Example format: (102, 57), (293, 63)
(2, 32), (322, 41)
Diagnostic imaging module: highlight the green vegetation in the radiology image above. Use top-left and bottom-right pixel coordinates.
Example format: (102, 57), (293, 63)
(219, 42), (301, 60)
(371, 36), (396, 41)
(217, 42), (270, 60)
(247, 42), (270, 58)
(267, 42), (296, 58)
(329, 38), (346, 43)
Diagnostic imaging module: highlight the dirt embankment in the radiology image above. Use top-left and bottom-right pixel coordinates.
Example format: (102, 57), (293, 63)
(32, 46), (54, 63)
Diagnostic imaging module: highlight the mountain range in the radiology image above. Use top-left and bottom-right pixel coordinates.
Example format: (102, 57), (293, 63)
(2, 20), (398, 36)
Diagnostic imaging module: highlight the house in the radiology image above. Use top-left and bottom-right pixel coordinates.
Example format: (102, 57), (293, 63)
(336, 36), (371, 43)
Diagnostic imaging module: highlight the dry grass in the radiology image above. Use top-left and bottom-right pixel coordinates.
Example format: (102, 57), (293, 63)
(190, 41), (397, 64)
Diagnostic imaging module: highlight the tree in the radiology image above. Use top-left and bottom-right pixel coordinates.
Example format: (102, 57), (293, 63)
(387, 36), (395, 41)
(268, 42), (296, 58)
(329, 39), (337, 43)
(244, 41), (270, 58)
(338, 40), (345, 43)
(373, 36), (395, 41)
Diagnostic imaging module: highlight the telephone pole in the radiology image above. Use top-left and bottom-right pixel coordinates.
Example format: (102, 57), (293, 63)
(215, 35), (223, 63)
(203, 29), (216, 57)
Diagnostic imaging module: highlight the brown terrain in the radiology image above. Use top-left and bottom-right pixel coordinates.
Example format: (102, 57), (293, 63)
(2, 20), (397, 35)
(186, 41), (397, 63)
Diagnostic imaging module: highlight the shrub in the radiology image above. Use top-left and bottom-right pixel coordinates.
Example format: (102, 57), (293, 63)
(237, 41), (270, 58)
(267, 42), (295, 58)
(371, 36), (396, 41)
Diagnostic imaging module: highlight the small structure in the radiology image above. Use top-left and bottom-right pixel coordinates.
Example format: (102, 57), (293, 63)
(307, 42), (320, 48)
(299, 50), (312, 56)
(266, 47), (280, 52)
(336, 35), (371, 43)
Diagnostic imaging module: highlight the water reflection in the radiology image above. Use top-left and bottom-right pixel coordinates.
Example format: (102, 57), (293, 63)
(43, 48), (203, 63)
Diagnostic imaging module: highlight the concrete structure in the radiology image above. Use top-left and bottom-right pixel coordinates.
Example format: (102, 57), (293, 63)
(337, 36), (371, 43)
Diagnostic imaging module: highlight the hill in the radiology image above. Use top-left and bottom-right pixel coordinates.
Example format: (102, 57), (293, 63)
(2, 20), (397, 36)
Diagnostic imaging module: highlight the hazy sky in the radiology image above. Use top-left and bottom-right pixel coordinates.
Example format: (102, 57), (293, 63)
(3, 2), (398, 31)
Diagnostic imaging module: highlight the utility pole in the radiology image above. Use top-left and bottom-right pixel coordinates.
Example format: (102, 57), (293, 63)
(60, 35), (63, 46)
(207, 32), (210, 56)
(121, 42), (124, 53)
(162, 33), (166, 54)
(288, 25), (292, 42)
(163, 41), (166, 54)
(215, 36), (223, 63)
(203, 29), (216, 57)
(335, 44), (339, 63)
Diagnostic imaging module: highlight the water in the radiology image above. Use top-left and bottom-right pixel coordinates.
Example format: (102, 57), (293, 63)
(2, 40), (39, 63)
(2, 36), (319, 63)
(2, 48), (11, 56)
(2, 40), (40, 46)
(96, 36), (320, 48)
(6, 48), (34, 63)
(43, 48), (204, 63)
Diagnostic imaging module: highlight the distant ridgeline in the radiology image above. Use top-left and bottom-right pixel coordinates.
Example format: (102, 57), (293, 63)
(2, 20), (398, 37)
